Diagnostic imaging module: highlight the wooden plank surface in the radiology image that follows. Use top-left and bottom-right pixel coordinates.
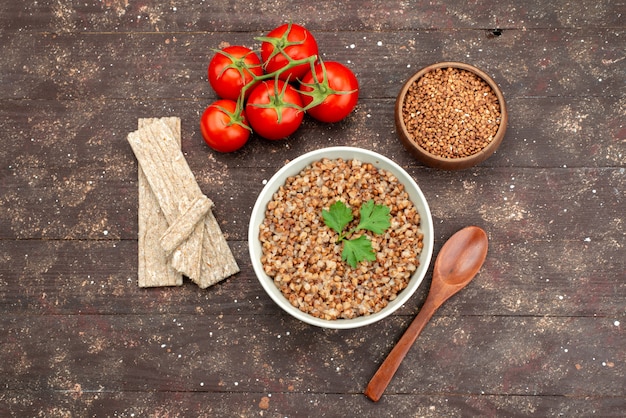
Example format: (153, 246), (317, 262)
(1, 0), (625, 416)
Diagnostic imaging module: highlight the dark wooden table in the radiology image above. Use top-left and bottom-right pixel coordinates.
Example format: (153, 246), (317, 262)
(2, 1), (625, 416)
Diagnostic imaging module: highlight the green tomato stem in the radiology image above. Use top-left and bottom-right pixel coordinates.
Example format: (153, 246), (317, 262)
(235, 55), (316, 119)
(239, 55), (317, 97)
(213, 104), (252, 132)
(298, 58), (358, 111)
(232, 24), (319, 115)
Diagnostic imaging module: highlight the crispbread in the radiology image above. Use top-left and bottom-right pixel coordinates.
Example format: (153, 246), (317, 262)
(198, 210), (240, 288)
(160, 194), (213, 255)
(128, 119), (205, 281)
(137, 117), (183, 287)
(130, 117), (239, 288)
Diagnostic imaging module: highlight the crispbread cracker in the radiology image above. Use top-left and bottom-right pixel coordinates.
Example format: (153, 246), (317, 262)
(128, 119), (205, 282)
(130, 117), (239, 289)
(198, 210), (240, 288)
(137, 117), (182, 287)
(160, 195), (213, 255)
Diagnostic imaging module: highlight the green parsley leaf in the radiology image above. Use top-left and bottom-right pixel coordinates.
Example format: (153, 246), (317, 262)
(321, 199), (391, 269)
(322, 200), (353, 235)
(356, 199), (391, 235)
(341, 235), (377, 268)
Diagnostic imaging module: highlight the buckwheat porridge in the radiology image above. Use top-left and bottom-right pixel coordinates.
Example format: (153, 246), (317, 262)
(259, 158), (424, 320)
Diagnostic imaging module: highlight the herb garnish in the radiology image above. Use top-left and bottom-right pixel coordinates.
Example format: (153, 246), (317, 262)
(322, 199), (391, 268)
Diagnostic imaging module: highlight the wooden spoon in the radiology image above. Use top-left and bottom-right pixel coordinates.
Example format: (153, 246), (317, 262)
(364, 226), (489, 402)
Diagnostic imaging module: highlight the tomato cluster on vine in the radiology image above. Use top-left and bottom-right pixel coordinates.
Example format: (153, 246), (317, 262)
(200, 23), (359, 153)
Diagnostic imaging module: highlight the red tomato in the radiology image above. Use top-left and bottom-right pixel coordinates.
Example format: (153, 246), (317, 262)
(299, 61), (359, 123)
(259, 23), (318, 81)
(245, 80), (304, 140)
(200, 100), (251, 152)
(208, 46), (263, 100)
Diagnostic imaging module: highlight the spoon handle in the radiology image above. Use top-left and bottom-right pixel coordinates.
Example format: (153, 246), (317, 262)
(364, 297), (438, 402)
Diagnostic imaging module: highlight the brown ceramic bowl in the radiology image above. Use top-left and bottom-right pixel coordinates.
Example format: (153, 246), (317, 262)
(395, 61), (508, 170)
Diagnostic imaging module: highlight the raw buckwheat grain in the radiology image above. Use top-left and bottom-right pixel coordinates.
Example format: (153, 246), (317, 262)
(402, 67), (501, 159)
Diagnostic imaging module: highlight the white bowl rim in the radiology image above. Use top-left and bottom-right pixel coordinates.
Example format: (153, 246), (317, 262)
(248, 146), (434, 329)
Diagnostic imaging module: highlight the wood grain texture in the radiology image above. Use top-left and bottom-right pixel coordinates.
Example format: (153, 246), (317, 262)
(1, 0), (624, 416)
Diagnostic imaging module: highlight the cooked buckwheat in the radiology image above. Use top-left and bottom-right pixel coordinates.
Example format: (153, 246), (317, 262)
(259, 158), (424, 320)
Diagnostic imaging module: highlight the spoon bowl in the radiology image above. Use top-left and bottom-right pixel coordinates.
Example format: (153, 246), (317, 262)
(364, 226), (488, 402)
(434, 226), (489, 286)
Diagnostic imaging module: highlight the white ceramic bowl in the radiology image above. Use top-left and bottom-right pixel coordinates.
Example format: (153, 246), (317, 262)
(248, 147), (434, 329)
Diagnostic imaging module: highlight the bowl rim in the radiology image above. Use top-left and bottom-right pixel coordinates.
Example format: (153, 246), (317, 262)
(395, 61), (508, 170)
(248, 146), (434, 329)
